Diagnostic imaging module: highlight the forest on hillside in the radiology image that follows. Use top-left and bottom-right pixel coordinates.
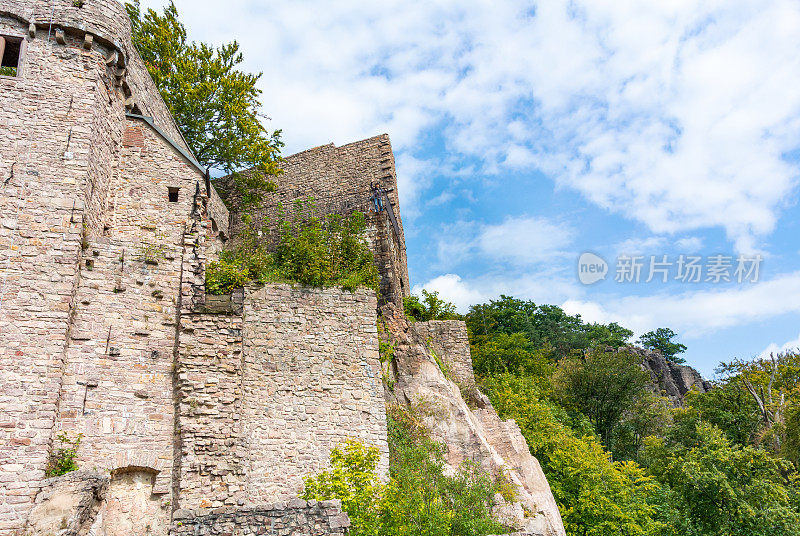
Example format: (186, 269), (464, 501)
(432, 292), (800, 536)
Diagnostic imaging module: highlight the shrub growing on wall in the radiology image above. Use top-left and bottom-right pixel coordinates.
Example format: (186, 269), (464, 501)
(46, 432), (83, 478)
(205, 202), (379, 294)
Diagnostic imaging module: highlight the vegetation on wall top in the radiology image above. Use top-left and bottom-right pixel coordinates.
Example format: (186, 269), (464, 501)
(205, 201), (379, 295)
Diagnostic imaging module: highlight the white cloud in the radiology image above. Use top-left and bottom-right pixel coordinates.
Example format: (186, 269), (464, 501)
(140, 0), (800, 249)
(412, 274), (488, 313)
(615, 236), (668, 255)
(562, 271), (800, 338)
(758, 333), (800, 359)
(431, 216), (573, 270)
(676, 237), (704, 251)
(414, 271), (582, 314)
(479, 217), (574, 265)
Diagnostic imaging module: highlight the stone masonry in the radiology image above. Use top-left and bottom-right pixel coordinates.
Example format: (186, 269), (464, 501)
(0, 1), (385, 534)
(225, 137), (411, 306)
(1, 2), (568, 536)
(170, 500), (350, 536)
(412, 320), (476, 390)
(176, 285), (388, 510)
(0, 1), (211, 531)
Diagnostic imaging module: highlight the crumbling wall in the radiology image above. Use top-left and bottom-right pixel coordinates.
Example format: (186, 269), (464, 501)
(170, 500), (350, 536)
(412, 320), (476, 390)
(23, 470), (107, 536)
(177, 285), (389, 510)
(176, 309), (246, 509)
(225, 135), (410, 306)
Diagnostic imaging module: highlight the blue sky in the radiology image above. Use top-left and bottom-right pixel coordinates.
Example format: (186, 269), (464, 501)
(139, 0), (800, 378)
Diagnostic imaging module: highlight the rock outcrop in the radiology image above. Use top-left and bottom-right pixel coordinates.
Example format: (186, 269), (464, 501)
(382, 304), (566, 536)
(24, 470), (107, 536)
(629, 347), (711, 404)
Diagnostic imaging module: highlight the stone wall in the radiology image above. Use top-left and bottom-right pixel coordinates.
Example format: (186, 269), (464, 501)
(1, 0), (190, 152)
(0, 10), (125, 530)
(411, 320), (476, 390)
(176, 311), (247, 509)
(225, 135), (410, 306)
(170, 500), (350, 536)
(242, 285), (388, 502)
(53, 120), (206, 500)
(0, 2), (223, 530)
(177, 284), (389, 510)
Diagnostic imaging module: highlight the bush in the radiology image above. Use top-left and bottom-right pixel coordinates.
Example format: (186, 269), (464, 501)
(276, 203), (378, 292)
(404, 290), (459, 322)
(46, 432), (83, 477)
(204, 203), (379, 294)
(302, 404), (508, 536)
(205, 259), (251, 295)
(302, 441), (384, 536)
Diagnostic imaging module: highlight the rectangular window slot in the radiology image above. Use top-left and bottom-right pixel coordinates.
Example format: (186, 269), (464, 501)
(0, 36), (23, 78)
(168, 187), (180, 203)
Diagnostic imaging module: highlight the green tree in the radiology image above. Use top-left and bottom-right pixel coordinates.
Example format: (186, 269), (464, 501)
(716, 353), (800, 459)
(553, 348), (652, 449)
(302, 406), (506, 536)
(403, 290), (459, 322)
(205, 204), (379, 294)
(125, 1), (282, 205)
(480, 373), (663, 536)
(465, 296), (632, 359)
(638, 328), (687, 363)
(643, 416), (800, 536)
(471, 332), (553, 379)
(683, 380), (761, 448)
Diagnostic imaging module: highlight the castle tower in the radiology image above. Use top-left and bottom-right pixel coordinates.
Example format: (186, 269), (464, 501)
(0, 4), (387, 535)
(0, 1), (218, 532)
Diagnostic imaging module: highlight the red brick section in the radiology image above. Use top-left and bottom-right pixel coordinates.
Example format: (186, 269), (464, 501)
(122, 126), (145, 148)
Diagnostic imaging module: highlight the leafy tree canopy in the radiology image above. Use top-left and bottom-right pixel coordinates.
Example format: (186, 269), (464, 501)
(553, 348), (653, 452)
(125, 1), (282, 205)
(465, 296), (632, 358)
(403, 290), (460, 322)
(638, 328), (687, 363)
(642, 416), (800, 536)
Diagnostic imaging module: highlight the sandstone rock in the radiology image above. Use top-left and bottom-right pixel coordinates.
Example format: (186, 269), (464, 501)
(24, 470), (108, 536)
(383, 304), (566, 536)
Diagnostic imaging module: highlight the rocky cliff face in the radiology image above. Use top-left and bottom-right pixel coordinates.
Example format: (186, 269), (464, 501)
(628, 347), (712, 405)
(382, 304), (566, 536)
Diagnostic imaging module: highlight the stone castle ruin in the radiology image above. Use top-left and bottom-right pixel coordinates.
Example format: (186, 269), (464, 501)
(0, 2), (565, 535)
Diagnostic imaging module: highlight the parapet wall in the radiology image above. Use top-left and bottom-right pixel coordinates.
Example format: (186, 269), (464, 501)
(177, 284), (388, 510)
